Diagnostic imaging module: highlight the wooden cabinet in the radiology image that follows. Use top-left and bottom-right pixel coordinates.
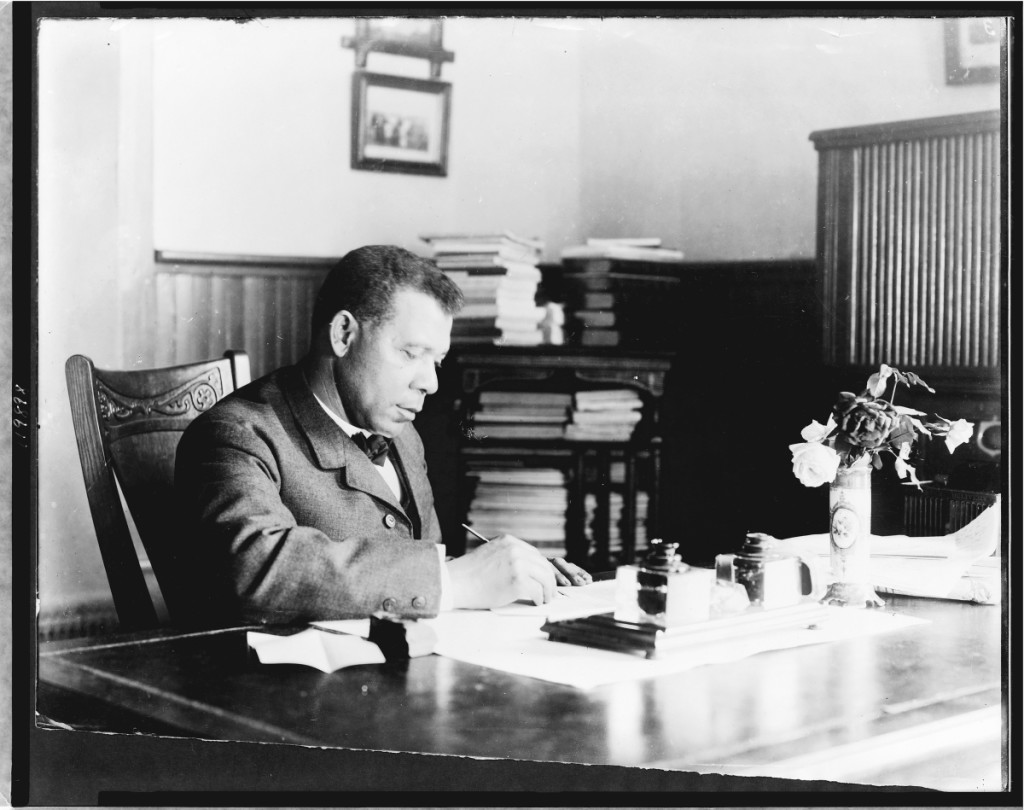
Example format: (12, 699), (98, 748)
(448, 347), (673, 569)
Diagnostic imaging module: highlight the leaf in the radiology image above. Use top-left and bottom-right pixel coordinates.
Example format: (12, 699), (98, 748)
(833, 435), (856, 457)
(905, 371), (936, 393)
(887, 416), (917, 448)
(872, 453), (883, 470)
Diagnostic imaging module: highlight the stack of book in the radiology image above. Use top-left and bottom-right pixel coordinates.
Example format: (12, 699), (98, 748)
(421, 232), (547, 346)
(465, 464), (569, 557)
(565, 389), (644, 442)
(468, 390), (572, 441)
(558, 237), (684, 348)
(561, 237), (685, 264)
(584, 490), (649, 559)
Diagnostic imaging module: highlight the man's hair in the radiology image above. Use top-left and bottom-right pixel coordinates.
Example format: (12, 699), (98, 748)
(311, 245), (463, 340)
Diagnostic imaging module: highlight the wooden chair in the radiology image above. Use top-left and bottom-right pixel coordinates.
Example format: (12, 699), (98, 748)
(65, 351), (251, 631)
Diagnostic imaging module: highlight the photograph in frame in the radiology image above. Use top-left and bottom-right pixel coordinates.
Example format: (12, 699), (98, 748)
(351, 71), (451, 176)
(945, 16), (1002, 84)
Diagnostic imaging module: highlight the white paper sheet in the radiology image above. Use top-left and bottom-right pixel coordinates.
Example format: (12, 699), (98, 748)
(778, 503), (1000, 602)
(489, 579), (621, 619)
(247, 627), (385, 673)
(313, 582), (925, 689)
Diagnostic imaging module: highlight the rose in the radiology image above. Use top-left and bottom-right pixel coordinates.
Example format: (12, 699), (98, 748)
(789, 441), (841, 488)
(800, 415), (836, 443)
(944, 418), (975, 453)
(833, 392), (899, 449)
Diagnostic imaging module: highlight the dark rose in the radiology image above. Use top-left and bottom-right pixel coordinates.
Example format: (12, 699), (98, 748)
(832, 392), (899, 449)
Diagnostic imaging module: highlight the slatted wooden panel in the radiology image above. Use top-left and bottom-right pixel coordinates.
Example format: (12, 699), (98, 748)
(812, 111), (1002, 369)
(903, 487), (998, 537)
(154, 254), (333, 379)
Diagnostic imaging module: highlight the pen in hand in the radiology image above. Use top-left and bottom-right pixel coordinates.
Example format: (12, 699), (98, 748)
(461, 523), (593, 587)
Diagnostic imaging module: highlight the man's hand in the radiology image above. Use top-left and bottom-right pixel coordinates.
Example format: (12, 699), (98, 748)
(549, 557), (593, 587)
(446, 534), (558, 608)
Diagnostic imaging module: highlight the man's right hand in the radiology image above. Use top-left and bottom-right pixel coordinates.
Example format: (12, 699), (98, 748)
(445, 534), (558, 609)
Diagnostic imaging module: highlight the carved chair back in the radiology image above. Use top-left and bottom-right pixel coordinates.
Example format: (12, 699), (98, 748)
(65, 351), (251, 631)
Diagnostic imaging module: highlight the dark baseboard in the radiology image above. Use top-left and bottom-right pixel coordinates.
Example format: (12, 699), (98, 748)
(38, 601), (120, 643)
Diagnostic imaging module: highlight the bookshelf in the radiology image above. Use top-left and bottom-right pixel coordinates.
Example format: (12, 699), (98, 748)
(451, 346), (674, 569)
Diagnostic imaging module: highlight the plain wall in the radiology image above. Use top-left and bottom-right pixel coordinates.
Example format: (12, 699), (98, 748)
(577, 17), (1001, 260)
(151, 18), (585, 259)
(38, 21), (127, 612)
(36, 16), (1003, 617)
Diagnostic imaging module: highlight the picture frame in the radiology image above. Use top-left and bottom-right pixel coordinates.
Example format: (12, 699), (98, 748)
(341, 18), (455, 78)
(944, 17), (1001, 85)
(351, 71), (451, 177)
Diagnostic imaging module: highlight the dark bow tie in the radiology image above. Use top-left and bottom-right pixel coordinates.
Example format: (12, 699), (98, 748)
(351, 432), (392, 467)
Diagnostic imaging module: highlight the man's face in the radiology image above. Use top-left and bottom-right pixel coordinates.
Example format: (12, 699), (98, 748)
(334, 287), (453, 437)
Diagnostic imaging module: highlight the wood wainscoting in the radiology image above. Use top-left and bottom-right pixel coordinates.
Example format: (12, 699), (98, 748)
(153, 251), (335, 379)
(811, 110), (1002, 371)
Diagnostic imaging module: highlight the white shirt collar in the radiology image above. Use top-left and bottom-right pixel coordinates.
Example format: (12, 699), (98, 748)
(311, 392), (373, 439)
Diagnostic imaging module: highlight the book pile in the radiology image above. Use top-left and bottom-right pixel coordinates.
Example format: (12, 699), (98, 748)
(558, 237), (683, 348)
(420, 232), (547, 346)
(584, 490), (649, 559)
(561, 236), (685, 264)
(539, 302), (566, 345)
(465, 464), (569, 557)
(468, 390), (572, 441)
(565, 389), (644, 442)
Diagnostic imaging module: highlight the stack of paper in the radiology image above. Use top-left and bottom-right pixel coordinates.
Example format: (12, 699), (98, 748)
(776, 503), (1001, 604)
(465, 464), (569, 556)
(566, 388), (644, 442)
(561, 237), (685, 263)
(585, 490), (649, 559)
(420, 232), (547, 346)
(468, 390), (571, 441)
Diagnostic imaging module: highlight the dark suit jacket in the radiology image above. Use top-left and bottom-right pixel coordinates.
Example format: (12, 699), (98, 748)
(174, 364), (443, 626)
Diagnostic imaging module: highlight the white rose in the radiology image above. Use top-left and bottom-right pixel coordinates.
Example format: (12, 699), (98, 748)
(800, 415), (836, 443)
(945, 418), (974, 453)
(789, 441), (841, 488)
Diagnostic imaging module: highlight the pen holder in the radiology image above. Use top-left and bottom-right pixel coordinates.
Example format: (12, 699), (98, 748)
(615, 539), (713, 627)
(715, 532), (821, 609)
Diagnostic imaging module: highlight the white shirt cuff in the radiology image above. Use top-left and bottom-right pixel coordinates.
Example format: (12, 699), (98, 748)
(436, 544), (454, 611)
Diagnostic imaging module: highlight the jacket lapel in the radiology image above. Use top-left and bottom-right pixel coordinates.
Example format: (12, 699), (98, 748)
(389, 431), (429, 537)
(279, 366), (406, 515)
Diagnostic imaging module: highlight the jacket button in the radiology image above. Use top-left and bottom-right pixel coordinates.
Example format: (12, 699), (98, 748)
(411, 596), (426, 609)
(382, 598), (397, 612)
(383, 514), (397, 528)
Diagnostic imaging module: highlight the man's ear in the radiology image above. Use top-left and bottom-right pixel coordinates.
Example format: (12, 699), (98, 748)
(328, 310), (359, 357)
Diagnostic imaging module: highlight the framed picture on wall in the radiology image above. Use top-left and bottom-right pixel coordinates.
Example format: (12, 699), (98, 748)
(351, 71), (451, 177)
(945, 17), (1001, 84)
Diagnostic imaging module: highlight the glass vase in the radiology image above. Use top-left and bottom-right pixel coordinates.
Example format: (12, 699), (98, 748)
(822, 466), (884, 608)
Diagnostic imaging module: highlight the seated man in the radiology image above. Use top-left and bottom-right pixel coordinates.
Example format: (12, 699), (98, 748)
(175, 245), (575, 626)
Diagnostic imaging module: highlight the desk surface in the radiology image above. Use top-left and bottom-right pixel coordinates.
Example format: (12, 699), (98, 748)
(38, 596), (1005, 791)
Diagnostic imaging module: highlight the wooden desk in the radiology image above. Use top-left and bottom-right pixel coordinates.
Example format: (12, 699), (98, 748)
(37, 597), (1004, 792)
